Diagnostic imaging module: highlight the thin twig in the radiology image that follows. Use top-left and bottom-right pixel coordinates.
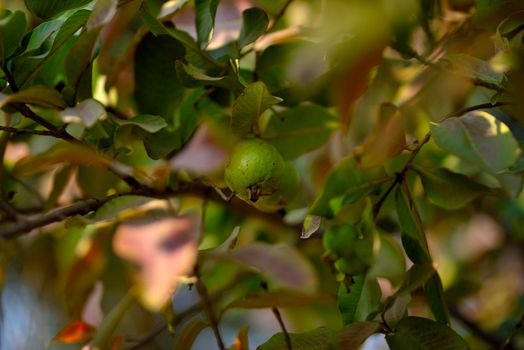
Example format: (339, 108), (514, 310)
(194, 265), (225, 350)
(0, 125), (66, 137)
(372, 101), (508, 218)
(449, 307), (509, 349)
(262, 282), (293, 350)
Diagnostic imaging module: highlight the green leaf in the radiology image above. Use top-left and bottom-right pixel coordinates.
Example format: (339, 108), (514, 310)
(415, 166), (489, 209)
(260, 105), (338, 160)
(431, 111), (520, 175)
(386, 317), (469, 350)
(394, 264), (435, 297)
(238, 7), (269, 48)
(0, 10), (26, 64)
(89, 290), (135, 349)
(195, 0), (220, 48)
(310, 157), (388, 217)
(14, 9), (91, 87)
(139, 4), (222, 70)
(210, 243), (317, 291)
(175, 61), (245, 92)
(114, 114), (168, 133)
(173, 320), (210, 350)
(141, 128), (183, 159)
(134, 33), (185, 119)
(65, 28), (100, 96)
(24, 0), (93, 19)
(395, 185), (431, 264)
(0, 85), (66, 109)
(258, 327), (336, 350)
(90, 195), (153, 221)
(301, 215), (322, 239)
(324, 223), (375, 275)
(441, 54), (503, 85)
(368, 233), (405, 285)
(331, 322), (380, 350)
(424, 274), (450, 324)
(231, 81), (282, 137)
(338, 275), (381, 325)
(221, 290), (334, 315)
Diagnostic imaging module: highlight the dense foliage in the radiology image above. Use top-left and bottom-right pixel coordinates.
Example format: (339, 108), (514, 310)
(1, 0), (524, 349)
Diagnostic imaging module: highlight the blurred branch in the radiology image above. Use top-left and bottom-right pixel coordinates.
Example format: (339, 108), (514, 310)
(0, 125), (66, 137)
(372, 101), (509, 218)
(500, 309), (524, 349)
(450, 307), (511, 350)
(129, 273), (252, 349)
(262, 281), (293, 350)
(194, 265), (225, 350)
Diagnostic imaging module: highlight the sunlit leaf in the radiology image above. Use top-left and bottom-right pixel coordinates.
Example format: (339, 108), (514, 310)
(61, 99), (106, 127)
(415, 166), (489, 209)
(231, 81), (282, 137)
(113, 215), (199, 309)
(238, 7), (269, 48)
(386, 317), (469, 350)
(431, 111), (520, 174)
(90, 195), (153, 222)
(13, 143), (110, 177)
(211, 243), (317, 291)
(260, 105), (338, 160)
(441, 54), (504, 86)
(301, 215), (322, 239)
(0, 85), (66, 109)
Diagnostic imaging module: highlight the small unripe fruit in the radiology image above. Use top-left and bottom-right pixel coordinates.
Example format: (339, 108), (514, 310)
(225, 139), (286, 202)
(255, 162), (300, 212)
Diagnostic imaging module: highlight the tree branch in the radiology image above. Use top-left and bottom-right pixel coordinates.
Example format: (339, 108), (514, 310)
(194, 265), (225, 350)
(372, 101), (508, 218)
(0, 125), (66, 137)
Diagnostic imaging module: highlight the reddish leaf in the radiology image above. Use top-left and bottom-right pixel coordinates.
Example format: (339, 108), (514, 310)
(53, 321), (96, 343)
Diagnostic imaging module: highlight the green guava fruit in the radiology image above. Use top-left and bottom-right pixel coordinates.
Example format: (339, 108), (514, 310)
(254, 161), (300, 212)
(225, 139), (286, 202)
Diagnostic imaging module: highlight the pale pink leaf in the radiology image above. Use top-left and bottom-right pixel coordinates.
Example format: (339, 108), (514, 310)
(113, 215), (199, 310)
(211, 242), (317, 292)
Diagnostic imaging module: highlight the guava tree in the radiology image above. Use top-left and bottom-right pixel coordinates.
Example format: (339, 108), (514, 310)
(1, 0), (524, 349)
